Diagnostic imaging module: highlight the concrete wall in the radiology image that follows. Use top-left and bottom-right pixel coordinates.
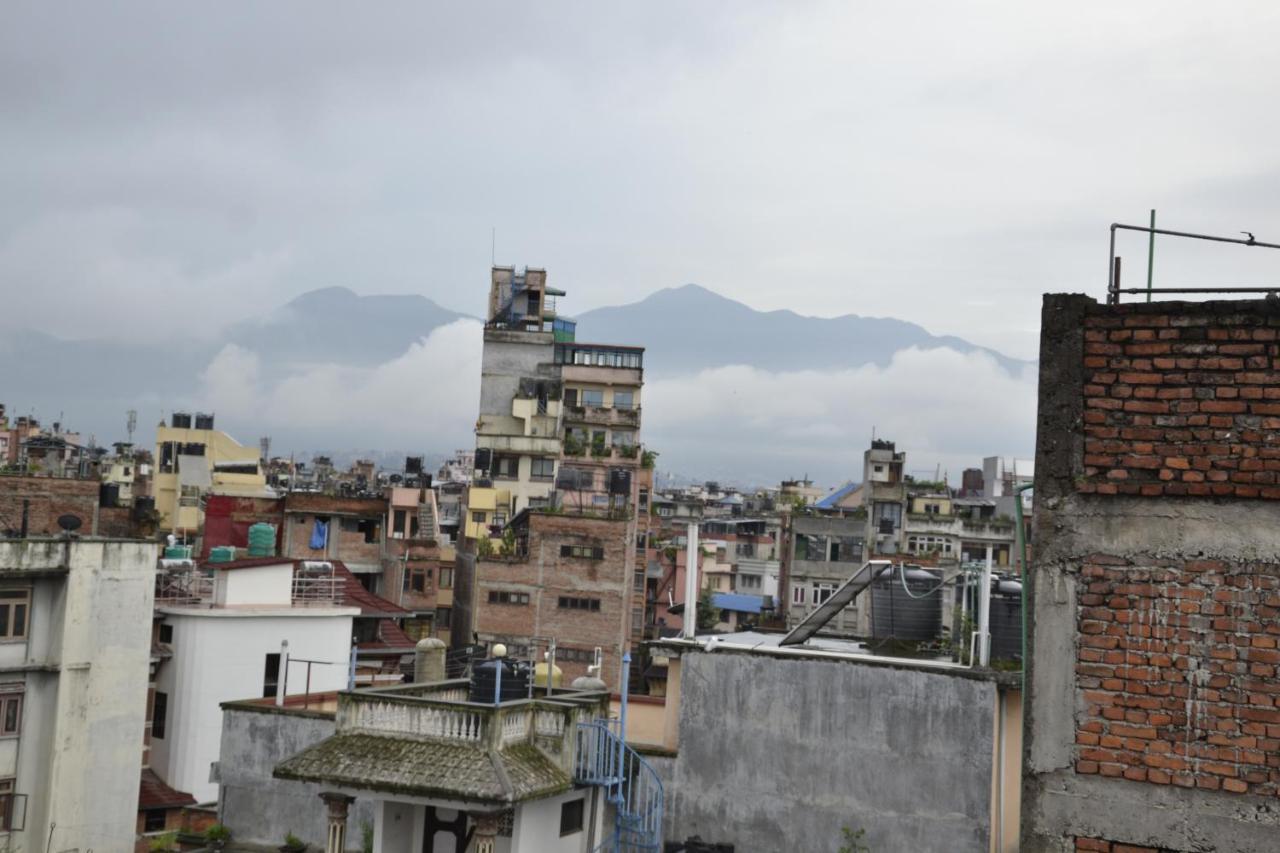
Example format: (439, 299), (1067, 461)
(664, 650), (999, 853)
(219, 703), (374, 851)
(153, 608), (357, 802)
(0, 539), (156, 853)
(1023, 295), (1280, 852)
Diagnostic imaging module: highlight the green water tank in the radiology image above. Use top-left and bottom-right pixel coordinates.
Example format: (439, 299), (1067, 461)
(208, 546), (236, 563)
(247, 523), (276, 557)
(163, 545), (192, 560)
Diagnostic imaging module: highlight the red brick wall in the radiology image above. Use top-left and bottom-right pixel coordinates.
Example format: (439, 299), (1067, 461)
(1075, 555), (1280, 796)
(1079, 306), (1280, 498)
(475, 512), (633, 687)
(0, 474), (100, 534)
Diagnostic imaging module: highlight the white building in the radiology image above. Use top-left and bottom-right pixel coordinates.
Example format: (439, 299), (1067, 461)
(0, 537), (157, 853)
(152, 557), (359, 803)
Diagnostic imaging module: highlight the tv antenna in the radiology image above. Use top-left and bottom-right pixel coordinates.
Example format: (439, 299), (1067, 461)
(126, 409), (137, 443)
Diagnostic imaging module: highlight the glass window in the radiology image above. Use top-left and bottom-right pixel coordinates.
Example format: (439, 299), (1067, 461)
(581, 389), (604, 407)
(439, 567), (453, 589)
(0, 591), (30, 640)
(0, 694), (20, 736)
(614, 391), (634, 409)
(153, 692), (168, 739)
(531, 457), (555, 479)
(564, 388), (578, 406)
(560, 799), (585, 836)
(792, 586), (806, 605)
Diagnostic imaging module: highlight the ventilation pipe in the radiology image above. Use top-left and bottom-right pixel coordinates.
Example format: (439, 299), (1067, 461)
(682, 523), (699, 639)
(978, 546), (993, 667)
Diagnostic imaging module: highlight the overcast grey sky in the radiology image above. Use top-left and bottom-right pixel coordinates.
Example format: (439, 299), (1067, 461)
(6, 1), (1280, 361)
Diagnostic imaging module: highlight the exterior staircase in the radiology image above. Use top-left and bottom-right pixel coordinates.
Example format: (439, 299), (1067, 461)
(417, 490), (440, 541)
(574, 719), (663, 852)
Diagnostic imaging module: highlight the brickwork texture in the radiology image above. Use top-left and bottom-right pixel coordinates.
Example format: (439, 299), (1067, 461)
(1080, 304), (1280, 498)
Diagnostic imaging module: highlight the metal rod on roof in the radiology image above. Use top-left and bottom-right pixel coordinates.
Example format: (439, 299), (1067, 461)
(1146, 209), (1156, 303)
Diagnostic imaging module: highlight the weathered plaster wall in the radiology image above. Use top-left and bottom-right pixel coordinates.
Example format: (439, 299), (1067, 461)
(219, 704), (374, 851)
(1023, 295), (1280, 852)
(664, 650), (998, 853)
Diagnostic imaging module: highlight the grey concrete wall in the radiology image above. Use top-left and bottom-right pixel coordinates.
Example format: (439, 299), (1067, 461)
(1022, 294), (1280, 852)
(479, 331), (554, 416)
(665, 650), (997, 853)
(219, 704), (375, 852)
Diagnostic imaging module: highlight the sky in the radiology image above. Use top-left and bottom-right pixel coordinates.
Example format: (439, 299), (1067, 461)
(4, 2), (1280, 483)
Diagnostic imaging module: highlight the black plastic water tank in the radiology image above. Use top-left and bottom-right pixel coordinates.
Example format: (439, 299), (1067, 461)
(469, 657), (531, 703)
(871, 565), (943, 641)
(989, 577), (1023, 661)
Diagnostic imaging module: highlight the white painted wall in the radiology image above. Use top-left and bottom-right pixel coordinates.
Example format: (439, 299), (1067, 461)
(216, 562), (295, 606)
(512, 789), (592, 853)
(0, 540), (156, 853)
(153, 608), (357, 802)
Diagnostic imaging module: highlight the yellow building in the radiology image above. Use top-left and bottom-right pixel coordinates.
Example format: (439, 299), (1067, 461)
(152, 412), (272, 534)
(463, 485), (510, 545)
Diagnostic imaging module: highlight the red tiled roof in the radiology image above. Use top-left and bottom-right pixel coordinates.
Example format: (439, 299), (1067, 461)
(139, 768), (196, 811)
(358, 618), (416, 651)
(330, 561), (409, 616)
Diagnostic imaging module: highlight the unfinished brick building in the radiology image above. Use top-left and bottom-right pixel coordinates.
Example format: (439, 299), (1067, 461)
(1024, 294), (1280, 851)
(473, 510), (634, 689)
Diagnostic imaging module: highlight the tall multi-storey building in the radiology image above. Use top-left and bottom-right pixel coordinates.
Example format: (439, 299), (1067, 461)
(465, 265), (649, 690)
(863, 439), (908, 556)
(0, 537), (157, 853)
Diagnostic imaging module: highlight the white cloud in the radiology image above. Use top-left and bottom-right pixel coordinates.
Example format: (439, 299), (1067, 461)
(643, 347), (1037, 486)
(196, 319), (483, 448)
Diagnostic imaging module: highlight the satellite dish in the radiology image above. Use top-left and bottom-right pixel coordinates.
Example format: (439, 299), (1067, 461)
(57, 514), (82, 533)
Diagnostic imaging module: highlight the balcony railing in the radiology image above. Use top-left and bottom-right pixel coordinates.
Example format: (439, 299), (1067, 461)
(154, 567), (343, 608)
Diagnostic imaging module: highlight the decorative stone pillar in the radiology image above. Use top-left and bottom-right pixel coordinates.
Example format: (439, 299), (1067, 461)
(320, 791), (355, 853)
(471, 812), (501, 853)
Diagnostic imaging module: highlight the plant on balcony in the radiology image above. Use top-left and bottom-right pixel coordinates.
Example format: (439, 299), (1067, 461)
(563, 434), (586, 456)
(149, 832), (179, 853)
(641, 449), (659, 469)
(617, 444), (639, 459)
(476, 536), (494, 558)
(280, 831), (307, 852)
(590, 438), (609, 458)
(205, 823), (232, 851)
(499, 527), (517, 557)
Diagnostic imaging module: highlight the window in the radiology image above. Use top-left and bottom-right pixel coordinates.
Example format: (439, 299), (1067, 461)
(581, 389), (604, 407)
(158, 623), (173, 644)
(357, 519), (380, 543)
(144, 810), (167, 832)
(487, 590), (530, 606)
(559, 799), (585, 835)
(0, 591), (30, 640)
(738, 574), (762, 591)
(792, 585), (806, 606)
(439, 568), (453, 589)
(613, 391), (634, 410)
(436, 607), (452, 629)
(639, 489), (649, 511)
(631, 608), (644, 634)
(611, 430), (636, 448)
(0, 779), (22, 832)
(557, 596), (601, 612)
(828, 540), (841, 562)
(634, 572), (645, 592)
(404, 567), (432, 594)
(494, 455), (519, 479)
(531, 457), (555, 480)
(813, 584), (836, 606)
(153, 692), (168, 739)
(472, 512), (486, 523)
(393, 509), (407, 536)
(555, 647), (597, 664)
(0, 693), (20, 736)
(263, 653), (280, 698)
(564, 388), (578, 406)
(559, 544), (604, 560)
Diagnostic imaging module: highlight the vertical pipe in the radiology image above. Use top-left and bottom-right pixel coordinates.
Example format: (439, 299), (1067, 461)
(1107, 225), (1118, 304)
(275, 640), (289, 707)
(547, 639), (557, 697)
(683, 523), (699, 639)
(1013, 483), (1033, 692)
(618, 650), (631, 801)
(347, 640), (357, 691)
(979, 546), (993, 667)
(1146, 209), (1156, 302)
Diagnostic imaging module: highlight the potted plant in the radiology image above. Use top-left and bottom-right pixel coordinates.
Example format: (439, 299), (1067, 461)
(204, 823), (231, 851)
(280, 831), (308, 852)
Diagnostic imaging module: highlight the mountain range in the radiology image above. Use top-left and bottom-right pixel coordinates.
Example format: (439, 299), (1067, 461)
(0, 284), (1030, 460)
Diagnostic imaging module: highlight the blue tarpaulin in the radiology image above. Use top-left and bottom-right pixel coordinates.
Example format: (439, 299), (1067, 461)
(710, 592), (764, 614)
(309, 519), (328, 550)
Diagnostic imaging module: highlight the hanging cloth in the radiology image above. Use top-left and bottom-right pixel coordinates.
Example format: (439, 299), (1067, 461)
(309, 518), (329, 551)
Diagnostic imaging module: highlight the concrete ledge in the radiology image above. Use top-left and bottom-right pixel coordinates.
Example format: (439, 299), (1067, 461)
(1028, 769), (1280, 852)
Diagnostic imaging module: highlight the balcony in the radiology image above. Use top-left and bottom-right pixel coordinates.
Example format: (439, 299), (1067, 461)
(474, 433), (561, 456)
(562, 404), (641, 428)
(154, 565), (343, 608)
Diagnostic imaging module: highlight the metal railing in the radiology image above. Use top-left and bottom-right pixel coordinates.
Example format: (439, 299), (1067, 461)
(1107, 222), (1280, 304)
(291, 573), (342, 605)
(155, 570), (214, 604)
(575, 719), (664, 852)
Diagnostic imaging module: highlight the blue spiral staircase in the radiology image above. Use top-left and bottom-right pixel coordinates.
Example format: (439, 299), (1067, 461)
(574, 718), (664, 852)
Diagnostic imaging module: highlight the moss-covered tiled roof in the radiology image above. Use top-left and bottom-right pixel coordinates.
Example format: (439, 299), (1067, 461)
(273, 733), (571, 805)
